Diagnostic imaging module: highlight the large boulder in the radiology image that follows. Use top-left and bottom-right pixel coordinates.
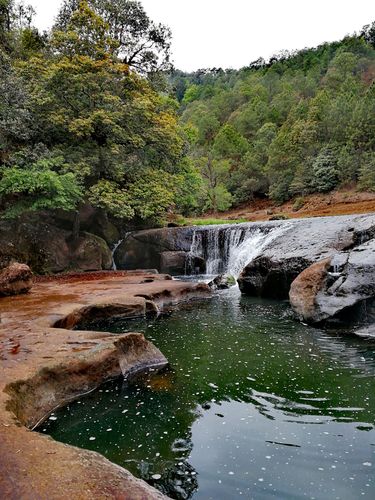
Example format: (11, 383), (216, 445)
(114, 227), (195, 273)
(0, 263), (33, 296)
(160, 251), (188, 275)
(289, 238), (375, 325)
(70, 233), (113, 272)
(54, 205), (120, 246)
(289, 258), (331, 322)
(0, 215), (113, 274)
(238, 214), (375, 299)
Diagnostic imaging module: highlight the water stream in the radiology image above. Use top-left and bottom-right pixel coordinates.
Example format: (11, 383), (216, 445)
(40, 290), (375, 499)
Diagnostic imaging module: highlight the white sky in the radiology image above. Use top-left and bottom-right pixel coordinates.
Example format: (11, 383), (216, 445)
(30, 0), (375, 71)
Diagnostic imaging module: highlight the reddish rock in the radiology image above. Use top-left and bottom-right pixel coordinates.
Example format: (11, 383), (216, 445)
(0, 272), (210, 499)
(289, 258), (331, 322)
(0, 262), (33, 297)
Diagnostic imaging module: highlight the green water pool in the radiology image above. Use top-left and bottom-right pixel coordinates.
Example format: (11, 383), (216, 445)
(40, 290), (375, 499)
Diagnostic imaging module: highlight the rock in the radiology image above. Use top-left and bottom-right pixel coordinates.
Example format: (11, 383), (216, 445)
(289, 238), (375, 325)
(238, 255), (310, 299)
(0, 262), (33, 296)
(114, 333), (168, 379)
(54, 205), (120, 246)
(160, 251), (189, 275)
(289, 258), (331, 322)
(209, 274), (236, 290)
(92, 215), (120, 247)
(159, 251), (206, 275)
(71, 233), (113, 272)
(238, 214), (375, 299)
(354, 325), (375, 339)
(114, 227), (194, 272)
(0, 215), (113, 274)
(314, 238), (375, 324)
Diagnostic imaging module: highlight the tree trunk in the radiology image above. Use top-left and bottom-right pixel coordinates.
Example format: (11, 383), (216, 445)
(72, 210), (80, 242)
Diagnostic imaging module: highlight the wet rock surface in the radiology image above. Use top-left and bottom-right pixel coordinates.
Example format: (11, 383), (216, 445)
(209, 274), (237, 290)
(115, 333), (168, 380)
(0, 262), (33, 296)
(0, 271), (209, 499)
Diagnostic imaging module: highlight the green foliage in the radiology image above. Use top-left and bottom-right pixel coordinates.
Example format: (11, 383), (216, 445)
(293, 196), (305, 212)
(174, 29), (375, 208)
(358, 153), (375, 191)
(0, 158), (82, 217)
(196, 155), (233, 212)
(213, 124), (248, 160)
(88, 180), (134, 219)
(311, 147), (339, 193)
(182, 84), (201, 105)
(173, 158), (203, 215)
(128, 170), (176, 222)
(0, 0), (185, 226)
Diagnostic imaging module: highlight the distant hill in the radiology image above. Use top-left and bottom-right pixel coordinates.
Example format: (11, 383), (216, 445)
(169, 23), (375, 214)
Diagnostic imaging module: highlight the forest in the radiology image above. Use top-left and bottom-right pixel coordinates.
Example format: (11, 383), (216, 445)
(1, 0), (375, 224)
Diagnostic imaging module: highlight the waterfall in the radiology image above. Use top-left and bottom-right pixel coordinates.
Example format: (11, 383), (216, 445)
(188, 223), (290, 279)
(111, 239), (123, 271)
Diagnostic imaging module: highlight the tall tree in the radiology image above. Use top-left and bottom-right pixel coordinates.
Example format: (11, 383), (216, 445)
(55, 0), (172, 73)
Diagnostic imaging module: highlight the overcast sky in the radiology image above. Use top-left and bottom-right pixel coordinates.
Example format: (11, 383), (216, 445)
(30, 0), (375, 71)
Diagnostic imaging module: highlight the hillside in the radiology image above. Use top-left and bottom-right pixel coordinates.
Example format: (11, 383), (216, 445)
(184, 189), (375, 223)
(171, 25), (375, 216)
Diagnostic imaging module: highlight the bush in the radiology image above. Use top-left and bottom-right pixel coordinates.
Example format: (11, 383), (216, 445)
(293, 196), (305, 211)
(358, 153), (375, 191)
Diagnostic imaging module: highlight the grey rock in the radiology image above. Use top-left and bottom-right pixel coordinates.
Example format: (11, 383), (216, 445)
(209, 274), (237, 290)
(114, 227), (195, 273)
(238, 214), (375, 299)
(160, 251), (189, 275)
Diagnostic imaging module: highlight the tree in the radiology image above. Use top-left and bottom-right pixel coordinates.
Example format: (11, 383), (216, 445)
(3, 0), (184, 226)
(196, 155), (232, 212)
(0, 158), (82, 218)
(358, 152), (375, 191)
(311, 147), (339, 193)
(0, 0), (35, 53)
(0, 55), (31, 158)
(55, 0), (172, 74)
(361, 21), (375, 48)
(213, 124), (248, 160)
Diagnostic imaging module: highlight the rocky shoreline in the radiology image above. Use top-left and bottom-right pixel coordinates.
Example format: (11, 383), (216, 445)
(0, 271), (210, 499)
(1, 214), (375, 498)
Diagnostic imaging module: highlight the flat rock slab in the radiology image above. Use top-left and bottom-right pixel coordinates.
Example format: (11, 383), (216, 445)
(0, 271), (210, 499)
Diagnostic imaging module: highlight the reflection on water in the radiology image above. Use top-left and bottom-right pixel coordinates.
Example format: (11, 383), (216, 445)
(40, 289), (375, 499)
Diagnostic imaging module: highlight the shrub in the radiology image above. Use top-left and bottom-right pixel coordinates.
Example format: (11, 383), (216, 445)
(293, 196), (305, 211)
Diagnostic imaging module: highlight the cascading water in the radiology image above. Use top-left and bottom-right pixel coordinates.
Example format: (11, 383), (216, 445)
(188, 223), (290, 279)
(111, 239), (124, 271)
